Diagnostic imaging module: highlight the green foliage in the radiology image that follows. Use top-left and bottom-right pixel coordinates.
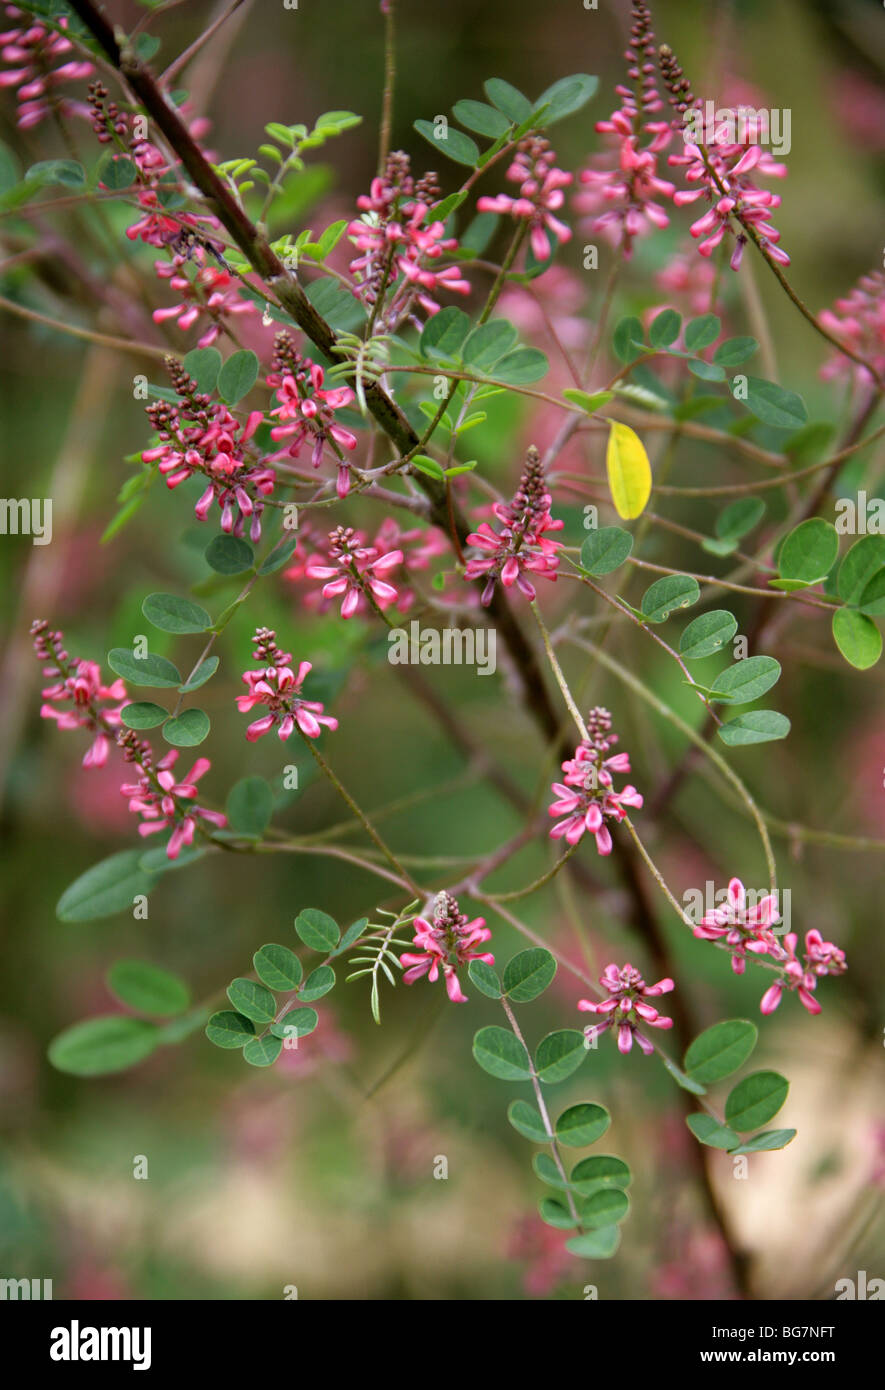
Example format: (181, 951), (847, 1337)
(683, 1020), (758, 1085)
(205, 535), (254, 575)
(226, 777), (274, 838)
(580, 525), (633, 576)
(556, 1103), (610, 1147)
(472, 1025), (532, 1080)
(295, 907), (341, 952)
(217, 349), (259, 404)
(253, 944), (302, 992)
(534, 1029), (587, 1084)
(56, 849), (159, 923)
(710, 655), (781, 703)
(142, 593), (211, 634)
(718, 710), (791, 746)
(107, 648), (181, 688)
(162, 708), (210, 747)
(107, 961), (190, 1017)
(502, 948), (556, 1002)
(639, 574), (700, 623)
(724, 1071), (789, 1132)
(679, 610), (738, 660)
(48, 1017), (159, 1076)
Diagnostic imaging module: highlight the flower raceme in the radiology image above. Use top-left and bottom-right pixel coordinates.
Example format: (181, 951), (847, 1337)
(236, 628), (338, 743)
(478, 135), (572, 261)
(268, 346), (358, 498)
(0, 8), (92, 129)
(306, 525), (403, 619)
(819, 270), (885, 388)
(578, 963), (675, 1056)
(400, 891), (494, 1003)
(548, 707), (643, 856)
(760, 930), (847, 1017)
(121, 749), (226, 860)
(31, 620), (126, 769)
(692, 876), (782, 975)
(464, 445), (562, 606)
(153, 260), (256, 348)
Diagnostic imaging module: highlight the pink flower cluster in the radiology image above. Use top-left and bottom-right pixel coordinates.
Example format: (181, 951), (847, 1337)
(548, 707), (643, 856)
(153, 261), (255, 348)
(0, 7), (92, 129)
(478, 135), (572, 261)
(400, 891), (494, 1003)
(286, 517), (446, 618)
(575, 0), (673, 257)
(348, 151), (469, 329)
(694, 877), (846, 1015)
(236, 627), (338, 743)
(819, 270), (885, 388)
(578, 962), (674, 1056)
(31, 620), (126, 769)
(305, 525), (403, 619)
(268, 355), (358, 499)
(141, 358), (275, 542)
(465, 445), (562, 605)
(121, 746), (225, 860)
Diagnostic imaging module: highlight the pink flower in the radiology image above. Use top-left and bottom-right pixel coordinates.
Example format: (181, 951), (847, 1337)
(478, 135), (572, 262)
(548, 707), (642, 856)
(819, 270), (885, 388)
(759, 931), (847, 1017)
(236, 627), (338, 742)
(692, 876), (782, 974)
(121, 749), (225, 859)
(464, 445), (561, 605)
(31, 620), (126, 769)
(141, 361), (275, 541)
(348, 153), (470, 327)
(153, 260), (255, 348)
(400, 891), (493, 1003)
(268, 355), (357, 497)
(0, 10), (92, 129)
(578, 962), (674, 1056)
(306, 525), (402, 619)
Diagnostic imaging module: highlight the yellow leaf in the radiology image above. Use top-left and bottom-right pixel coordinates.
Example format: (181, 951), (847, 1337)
(606, 422), (651, 519)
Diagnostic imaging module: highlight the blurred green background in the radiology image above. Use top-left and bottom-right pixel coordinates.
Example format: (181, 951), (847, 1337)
(0, 0), (883, 1299)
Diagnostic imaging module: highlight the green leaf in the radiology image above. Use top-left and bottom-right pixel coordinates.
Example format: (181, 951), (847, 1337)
(858, 569), (885, 617)
(226, 776), (273, 837)
(687, 358), (726, 383)
(534, 73), (598, 124)
(507, 1099), (548, 1143)
(778, 518), (839, 584)
(715, 497), (765, 542)
(96, 153), (137, 190)
(718, 710), (791, 745)
(539, 1197), (578, 1229)
(179, 657), (219, 692)
(649, 309), (682, 348)
(205, 534), (254, 574)
(491, 347), (549, 384)
(684, 1019), (758, 1084)
(27, 158), (85, 188)
(832, 608), (882, 669)
(686, 1113), (740, 1149)
(467, 959), (503, 999)
(217, 349), (259, 404)
(297, 965), (336, 1001)
(56, 849), (159, 923)
(333, 917), (369, 956)
(606, 421), (652, 519)
(556, 1103), (610, 1147)
(713, 336), (758, 366)
(502, 948), (556, 1002)
(534, 1029), (587, 1084)
(565, 1226), (621, 1259)
(562, 388), (614, 414)
(484, 78), (532, 123)
(226, 978), (276, 1025)
(269, 1006), (318, 1040)
(581, 1186), (629, 1228)
(413, 119), (479, 167)
(533, 1153), (569, 1189)
(743, 377), (808, 430)
(257, 534), (299, 576)
(412, 454), (445, 479)
(837, 536), (885, 605)
(660, 1054), (707, 1095)
(724, 1070), (789, 1132)
(462, 319), (519, 372)
(419, 305), (471, 359)
(684, 314), (721, 351)
(570, 1155), (631, 1195)
(640, 574), (700, 623)
(580, 525), (633, 575)
(253, 943), (302, 992)
(612, 315), (645, 363)
(107, 961), (190, 1017)
(205, 1010), (255, 1049)
(142, 592), (211, 634)
(108, 648), (181, 688)
(182, 346), (222, 395)
(294, 907), (340, 953)
(304, 276), (365, 331)
(243, 1034), (283, 1068)
(472, 1025), (532, 1080)
(452, 99), (511, 138)
(162, 708), (210, 747)
(48, 1017), (158, 1076)
(120, 701), (168, 729)
(679, 610), (738, 660)
(728, 1128), (796, 1154)
(711, 655), (781, 704)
